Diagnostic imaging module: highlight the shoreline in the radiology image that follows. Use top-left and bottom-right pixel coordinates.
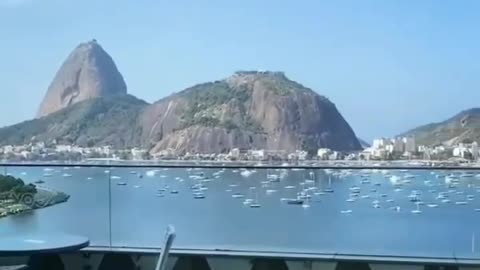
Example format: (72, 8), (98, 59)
(0, 188), (69, 219)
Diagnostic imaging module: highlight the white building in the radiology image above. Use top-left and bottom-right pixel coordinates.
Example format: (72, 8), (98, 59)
(317, 148), (331, 160)
(102, 146), (111, 156)
(229, 148), (240, 159)
(391, 138), (405, 153)
(372, 149), (387, 159)
(471, 142), (479, 160)
(403, 137), (416, 153)
(418, 145), (427, 153)
(131, 148), (148, 160)
(329, 151), (341, 160)
(372, 138), (389, 149)
(3, 145), (13, 154)
(453, 144), (468, 157)
(297, 150), (308, 161)
(248, 150), (265, 160)
(20, 151), (31, 159)
(385, 144), (394, 153)
(56, 145), (72, 153)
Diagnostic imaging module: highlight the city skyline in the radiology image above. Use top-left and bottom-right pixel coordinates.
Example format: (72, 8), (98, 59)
(1, 0), (479, 141)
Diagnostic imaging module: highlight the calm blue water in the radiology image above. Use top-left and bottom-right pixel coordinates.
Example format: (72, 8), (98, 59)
(1, 166), (480, 259)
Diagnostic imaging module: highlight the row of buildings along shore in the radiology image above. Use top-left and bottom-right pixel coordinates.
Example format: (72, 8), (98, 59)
(0, 137), (479, 162)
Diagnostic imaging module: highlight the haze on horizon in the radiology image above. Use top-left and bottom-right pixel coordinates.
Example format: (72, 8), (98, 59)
(0, 0), (479, 143)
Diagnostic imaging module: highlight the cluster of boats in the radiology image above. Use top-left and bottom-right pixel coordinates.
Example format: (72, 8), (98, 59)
(338, 169), (480, 214)
(30, 166), (480, 215)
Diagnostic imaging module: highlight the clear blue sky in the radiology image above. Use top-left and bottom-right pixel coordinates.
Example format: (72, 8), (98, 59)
(0, 0), (479, 142)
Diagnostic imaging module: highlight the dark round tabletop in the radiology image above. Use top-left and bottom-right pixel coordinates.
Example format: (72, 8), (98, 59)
(0, 233), (89, 256)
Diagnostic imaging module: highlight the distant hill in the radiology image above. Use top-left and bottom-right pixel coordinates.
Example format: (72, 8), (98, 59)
(37, 39), (127, 118)
(0, 95), (147, 147)
(357, 138), (371, 149)
(401, 108), (480, 146)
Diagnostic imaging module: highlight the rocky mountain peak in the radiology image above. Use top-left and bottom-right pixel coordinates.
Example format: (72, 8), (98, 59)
(36, 39), (127, 118)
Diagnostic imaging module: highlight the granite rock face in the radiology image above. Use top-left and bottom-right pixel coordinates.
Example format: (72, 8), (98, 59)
(37, 40), (127, 118)
(141, 71), (361, 154)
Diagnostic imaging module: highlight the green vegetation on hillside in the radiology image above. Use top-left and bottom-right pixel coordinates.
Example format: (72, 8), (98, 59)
(0, 95), (148, 148)
(179, 81), (263, 132)
(402, 108), (480, 146)
(0, 175), (37, 197)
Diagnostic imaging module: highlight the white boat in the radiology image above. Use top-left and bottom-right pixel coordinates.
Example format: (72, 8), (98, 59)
(411, 204), (422, 214)
(266, 189), (277, 194)
(346, 198), (356, 202)
(232, 193), (245, 198)
(427, 204), (439, 208)
(243, 199), (254, 205)
(455, 201), (468, 205)
(63, 173), (72, 177)
(193, 192), (205, 199)
(441, 199), (451, 203)
(284, 185), (296, 189)
(340, 210), (352, 214)
(146, 170), (159, 177)
(301, 195), (310, 209)
(360, 179), (371, 184)
(240, 170), (256, 177)
(250, 190), (261, 208)
(111, 176), (121, 180)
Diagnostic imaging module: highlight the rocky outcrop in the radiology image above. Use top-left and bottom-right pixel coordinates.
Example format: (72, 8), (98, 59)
(37, 39), (127, 118)
(141, 71), (361, 154)
(4, 43), (362, 155)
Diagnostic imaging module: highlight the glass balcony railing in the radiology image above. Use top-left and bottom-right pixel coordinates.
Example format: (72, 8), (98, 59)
(0, 164), (479, 261)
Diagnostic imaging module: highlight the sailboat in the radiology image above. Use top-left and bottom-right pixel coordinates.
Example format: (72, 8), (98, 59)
(250, 189), (261, 208)
(314, 177), (326, 196)
(243, 187), (255, 205)
(302, 195), (310, 208)
(411, 203), (422, 214)
(324, 176), (334, 193)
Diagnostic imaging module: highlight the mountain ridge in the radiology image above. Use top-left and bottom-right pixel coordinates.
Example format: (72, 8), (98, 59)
(401, 108), (480, 146)
(0, 40), (363, 155)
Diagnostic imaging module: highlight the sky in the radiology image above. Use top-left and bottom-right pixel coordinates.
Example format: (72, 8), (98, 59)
(0, 0), (479, 142)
